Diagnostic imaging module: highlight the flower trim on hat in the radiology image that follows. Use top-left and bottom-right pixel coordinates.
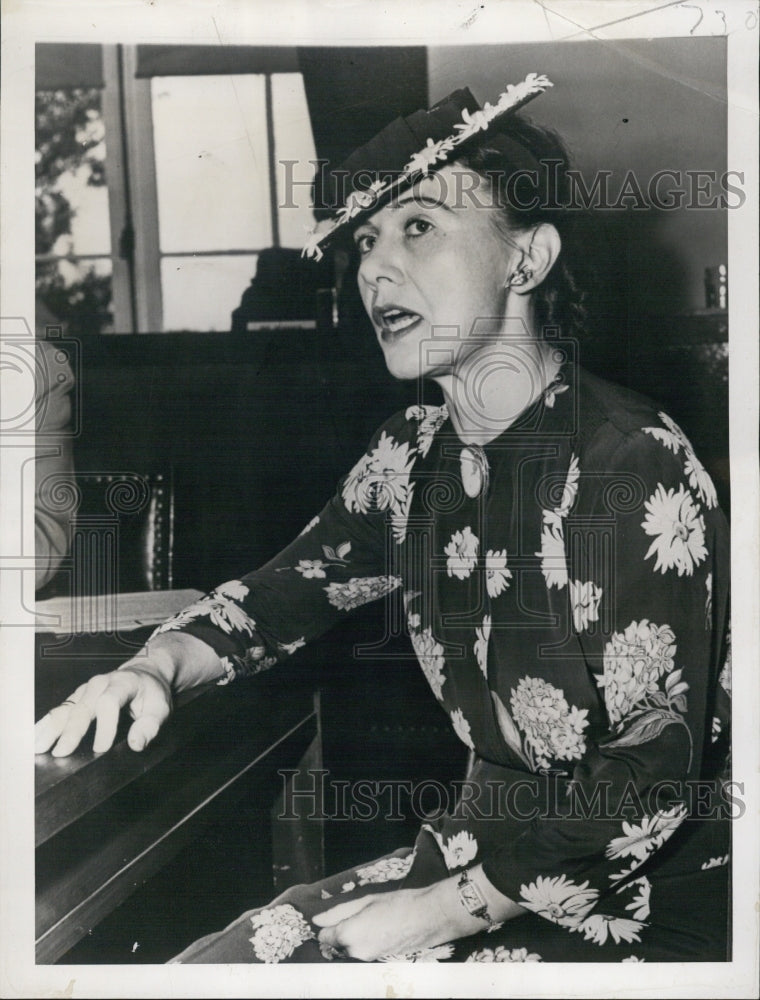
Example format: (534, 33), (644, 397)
(302, 73), (553, 260)
(404, 136), (457, 176)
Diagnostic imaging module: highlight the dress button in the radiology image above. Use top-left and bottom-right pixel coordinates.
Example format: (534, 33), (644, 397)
(460, 445), (490, 498)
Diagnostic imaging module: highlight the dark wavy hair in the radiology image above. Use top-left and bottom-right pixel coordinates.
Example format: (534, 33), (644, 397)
(461, 114), (589, 342)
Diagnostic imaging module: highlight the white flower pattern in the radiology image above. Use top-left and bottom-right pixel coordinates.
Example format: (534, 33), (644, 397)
(683, 452), (718, 509)
(598, 619), (679, 726)
(569, 579), (603, 632)
(355, 853), (416, 885)
(444, 526), (479, 580)
(556, 454), (580, 516)
(510, 676), (589, 771)
(241, 645), (278, 674)
(537, 511), (569, 589)
(295, 559), (326, 579)
(606, 804), (689, 864)
(474, 615), (491, 676)
(466, 946), (542, 962)
(450, 708), (475, 750)
(643, 411), (718, 509)
(152, 582), (256, 638)
(334, 187), (380, 225)
(405, 403), (448, 458)
(438, 831), (478, 870)
(519, 874), (599, 928)
(324, 574), (401, 611)
(217, 655), (236, 685)
(380, 944), (455, 962)
(619, 876), (651, 921)
(642, 483), (707, 576)
(298, 514), (320, 536)
(409, 625), (447, 700)
(576, 913), (645, 946)
(341, 431), (416, 542)
(278, 636), (305, 656)
(216, 580), (249, 601)
(403, 136), (456, 175)
(536, 453), (580, 589)
(701, 854), (729, 870)
(609, 862), (646, 885)
(248, 904), (313, 962)
(718, 626), (731, 695)
(485, 548), (512, 597)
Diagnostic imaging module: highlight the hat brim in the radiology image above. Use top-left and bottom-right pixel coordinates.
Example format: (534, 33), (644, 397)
(303, 74), (553, 260)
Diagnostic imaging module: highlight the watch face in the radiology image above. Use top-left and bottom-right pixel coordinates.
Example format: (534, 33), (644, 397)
(460, 880), (484, 913)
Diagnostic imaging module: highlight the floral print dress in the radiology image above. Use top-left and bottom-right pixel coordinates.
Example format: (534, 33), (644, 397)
(161, 364), (731, 964)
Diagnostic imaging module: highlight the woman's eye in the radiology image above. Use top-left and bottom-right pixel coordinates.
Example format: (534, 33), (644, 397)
(354, 232), (376, 255)
(406, 217), (434, 238)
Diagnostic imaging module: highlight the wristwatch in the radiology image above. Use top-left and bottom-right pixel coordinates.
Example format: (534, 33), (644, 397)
(457, 869), (497, 928)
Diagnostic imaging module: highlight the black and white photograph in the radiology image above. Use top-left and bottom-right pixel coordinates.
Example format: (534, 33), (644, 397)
(1, 1), (758, 997)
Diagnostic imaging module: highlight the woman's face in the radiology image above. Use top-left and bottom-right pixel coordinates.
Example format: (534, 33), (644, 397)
(354, 165), (514, 382)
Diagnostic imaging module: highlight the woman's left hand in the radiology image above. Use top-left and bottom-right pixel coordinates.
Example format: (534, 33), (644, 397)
(312, 886), (457, 962)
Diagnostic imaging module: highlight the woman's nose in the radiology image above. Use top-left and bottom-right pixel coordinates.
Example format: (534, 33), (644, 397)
(358, 234), (405, 289)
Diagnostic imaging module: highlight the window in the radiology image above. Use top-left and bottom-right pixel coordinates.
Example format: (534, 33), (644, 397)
(35, 85), (114, 334)
(35, 44), (318, 333)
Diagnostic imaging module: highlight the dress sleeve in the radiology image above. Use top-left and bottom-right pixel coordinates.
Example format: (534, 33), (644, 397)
(479, 415), (730, 926)
(149, 409), (419, 683)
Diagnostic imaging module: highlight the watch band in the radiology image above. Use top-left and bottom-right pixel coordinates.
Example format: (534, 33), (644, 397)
(456, 869), (497, 928)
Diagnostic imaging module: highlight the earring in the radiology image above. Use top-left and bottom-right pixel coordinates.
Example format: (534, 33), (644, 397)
(508, 267), (533, 287)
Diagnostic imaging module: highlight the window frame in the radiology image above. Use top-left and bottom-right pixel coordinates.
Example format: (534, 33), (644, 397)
(37, 43), (310, 333)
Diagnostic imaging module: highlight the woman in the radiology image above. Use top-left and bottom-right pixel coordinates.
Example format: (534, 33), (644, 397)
(35, 76), (731, 964)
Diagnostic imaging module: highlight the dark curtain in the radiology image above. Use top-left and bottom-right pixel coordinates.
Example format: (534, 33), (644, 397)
(297, 46), (428, 173)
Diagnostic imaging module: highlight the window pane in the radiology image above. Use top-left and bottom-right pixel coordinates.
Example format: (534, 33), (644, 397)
(35, 88), (111, 257)
(161, 254), (258, 332)
(272, 73), (318, 248)
(151, 75), (272, 252)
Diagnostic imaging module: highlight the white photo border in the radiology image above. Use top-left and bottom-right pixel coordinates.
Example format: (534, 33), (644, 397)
(1, 1), (757, 997)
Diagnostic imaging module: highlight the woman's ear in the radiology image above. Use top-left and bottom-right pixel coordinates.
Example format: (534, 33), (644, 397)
(506, 224), (562, 294)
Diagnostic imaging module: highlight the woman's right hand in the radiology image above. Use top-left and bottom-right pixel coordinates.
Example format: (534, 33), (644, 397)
(34, 631), (224, 758)
(34, 659), (174, 757)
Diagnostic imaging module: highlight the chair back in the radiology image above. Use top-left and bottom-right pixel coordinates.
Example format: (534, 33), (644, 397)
(37, 470), (174, 596)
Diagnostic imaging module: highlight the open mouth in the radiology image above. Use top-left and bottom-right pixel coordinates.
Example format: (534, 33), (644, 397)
(374, 306), (423, 337)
